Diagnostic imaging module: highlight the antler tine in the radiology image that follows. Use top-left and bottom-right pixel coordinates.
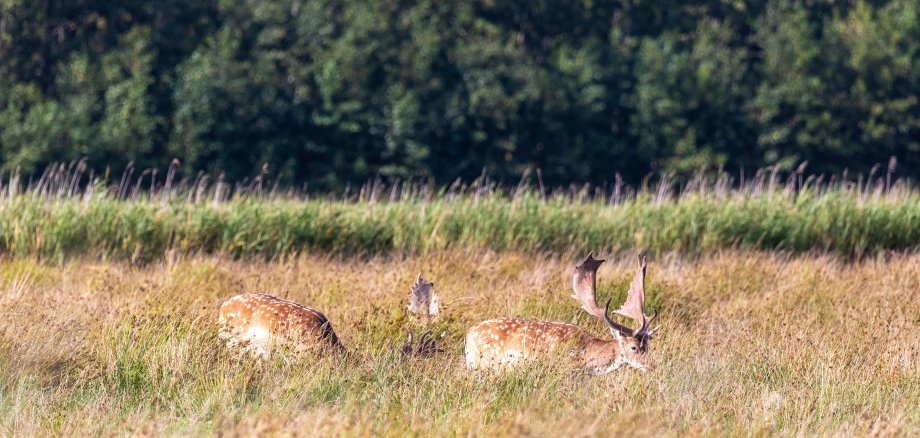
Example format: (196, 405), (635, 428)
(603, 296), (636, 336)
(399, 328), (443, 359)
(572, 252), (632, 335)
(418, 329), (441, 354)
(639, 308), (659, 336)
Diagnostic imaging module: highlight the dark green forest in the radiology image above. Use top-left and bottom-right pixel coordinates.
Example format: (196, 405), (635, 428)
(1, 0), (918, 189)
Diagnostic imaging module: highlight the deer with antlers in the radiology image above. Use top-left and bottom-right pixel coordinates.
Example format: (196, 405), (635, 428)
(464, 252), (660, 373)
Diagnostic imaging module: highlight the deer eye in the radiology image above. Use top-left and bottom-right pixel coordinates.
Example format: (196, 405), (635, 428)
(630, 346), (637, 351)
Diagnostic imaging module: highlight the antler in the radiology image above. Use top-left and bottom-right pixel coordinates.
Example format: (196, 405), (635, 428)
(399, 329), (443, 360)
(408, 273), (439, 317)
(613, 255), (659, 337)
(571, 252), (634, 336)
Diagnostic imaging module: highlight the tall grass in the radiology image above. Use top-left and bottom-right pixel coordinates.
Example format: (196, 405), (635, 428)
(0, 251), (916, 435)
(0, 162), (918, 261)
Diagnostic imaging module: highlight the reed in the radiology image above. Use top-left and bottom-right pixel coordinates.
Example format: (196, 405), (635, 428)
(0, 163), (917, 261)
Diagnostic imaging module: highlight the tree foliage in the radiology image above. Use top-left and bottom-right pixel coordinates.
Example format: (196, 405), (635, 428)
(0, 0), (917, 188)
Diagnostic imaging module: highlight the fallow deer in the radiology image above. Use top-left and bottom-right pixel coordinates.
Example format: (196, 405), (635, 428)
(464, 252), (660, 374)
(219, 274), (444, 359)
(218, 293), (343, 359)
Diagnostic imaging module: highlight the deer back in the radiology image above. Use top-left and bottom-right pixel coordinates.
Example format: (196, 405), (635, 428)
(464, 318), (594, 369)
(219, 293), (341, 354)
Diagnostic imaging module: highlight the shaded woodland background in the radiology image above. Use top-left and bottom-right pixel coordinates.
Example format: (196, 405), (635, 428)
(1, 0), (918, 189)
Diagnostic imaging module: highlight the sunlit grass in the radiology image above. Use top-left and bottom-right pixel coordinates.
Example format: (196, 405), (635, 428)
(0, 250), (916, 435)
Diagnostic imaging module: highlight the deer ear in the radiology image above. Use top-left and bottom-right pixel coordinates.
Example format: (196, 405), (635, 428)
(429, 292), (440, 316)
(609, 327), (625, 343)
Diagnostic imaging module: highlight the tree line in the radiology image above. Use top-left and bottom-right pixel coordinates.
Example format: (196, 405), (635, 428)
(1, 0), (918, 189)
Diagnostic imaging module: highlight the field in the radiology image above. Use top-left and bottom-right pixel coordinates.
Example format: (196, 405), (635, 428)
(0, 172), (918, 436)
(1, 249), (917, 436)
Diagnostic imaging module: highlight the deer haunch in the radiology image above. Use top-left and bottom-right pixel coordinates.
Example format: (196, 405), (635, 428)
(218, 293), (341, 358)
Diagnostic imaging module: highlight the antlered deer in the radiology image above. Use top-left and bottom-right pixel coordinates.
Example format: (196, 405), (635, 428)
(218, 293), (343, 358)
(464, 252), (660, 374)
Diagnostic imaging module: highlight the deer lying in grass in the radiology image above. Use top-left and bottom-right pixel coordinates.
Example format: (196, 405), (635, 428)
(464, 252), (660, 374)
(218, 274), (443, 359)
(218, 293), (343, 359)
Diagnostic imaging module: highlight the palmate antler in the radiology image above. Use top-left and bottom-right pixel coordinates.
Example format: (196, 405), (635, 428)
(571, 252), (634, 336)
(408, 273), (440, 318)
(613, 255), (660, 339)
(571, 252), (660, 339)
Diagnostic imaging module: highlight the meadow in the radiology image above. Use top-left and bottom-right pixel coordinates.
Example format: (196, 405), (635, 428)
(0, 250), (917, 436)
(0, 169), (918, 436)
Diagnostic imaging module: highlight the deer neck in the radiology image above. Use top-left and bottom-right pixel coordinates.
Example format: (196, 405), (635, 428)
(580, 337), (621, 373)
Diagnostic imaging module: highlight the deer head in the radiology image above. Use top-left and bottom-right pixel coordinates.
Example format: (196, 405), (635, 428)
(571, 252), (660, 372)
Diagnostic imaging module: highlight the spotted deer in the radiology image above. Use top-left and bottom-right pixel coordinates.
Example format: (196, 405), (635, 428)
(219, 274), (443, 359)
(218, 293), (343, 358)
(464, 252), (660, 374)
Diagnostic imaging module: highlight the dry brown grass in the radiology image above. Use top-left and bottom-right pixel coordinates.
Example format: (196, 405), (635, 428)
(0, 250), (917, 436)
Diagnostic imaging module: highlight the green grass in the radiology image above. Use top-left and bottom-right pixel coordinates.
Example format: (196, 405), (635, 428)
(0, 186), (917, 262)
(1, 167), (915, 436)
